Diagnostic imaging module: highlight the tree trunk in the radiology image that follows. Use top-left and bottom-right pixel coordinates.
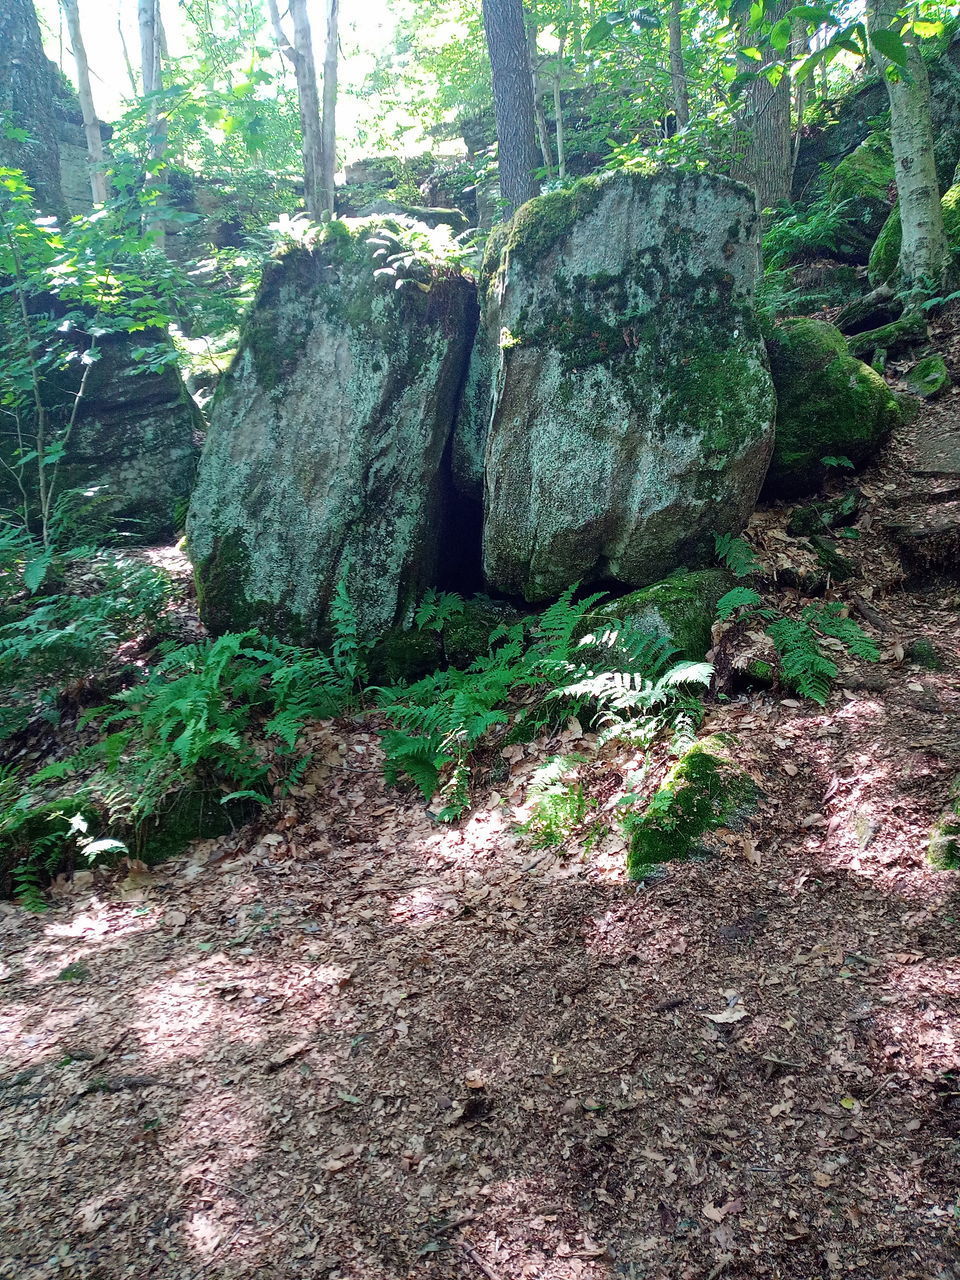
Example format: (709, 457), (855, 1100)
(732, 1), (792, 211)
(321, 0), (339, 217)
(481, 0), (540, 216)
(553, 23), (567, 182)
(526, 1), (555, 177)
(138, 0), (167, 249)
(268, 0), (324, 219)
(60, 0), (108, 205)
(667, 0), (690, 129)
(866, 0), (949, 294)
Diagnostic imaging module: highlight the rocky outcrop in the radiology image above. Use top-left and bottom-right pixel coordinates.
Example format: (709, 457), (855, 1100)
(61, 334), (202, 541)
(763, 318), (904, 499)
(0, 0), (64, 216)
(188, 220), (478, 643)
(794, 35), (960, 201)
(478, 172), (775, 602)
(868, 180), (960, 286)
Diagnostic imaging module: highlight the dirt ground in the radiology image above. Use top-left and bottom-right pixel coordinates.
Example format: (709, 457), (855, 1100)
(2, 392), (960, 1280)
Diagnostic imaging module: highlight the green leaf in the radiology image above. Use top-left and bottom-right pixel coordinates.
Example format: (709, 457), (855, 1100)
(769, 18), (792, 50)
(23, 551), (53, 594)
(869, 27), (909, 68)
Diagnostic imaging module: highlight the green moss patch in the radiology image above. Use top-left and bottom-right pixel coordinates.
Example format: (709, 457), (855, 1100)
(626, 737), (755, 879)
(764, 318), (904, 498)
(595, 570), (733, 661)
(928, 777), (960, 871)
(906, 354), (952, 399)
(503, 177), (606, 269)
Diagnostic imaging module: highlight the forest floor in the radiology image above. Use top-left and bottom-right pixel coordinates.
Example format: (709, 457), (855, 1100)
(2, 387), (960, 1280)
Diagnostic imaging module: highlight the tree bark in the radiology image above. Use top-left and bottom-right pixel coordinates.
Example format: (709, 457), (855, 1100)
(268, 0), (324, 219)
(667, 0), (690, 129)
(60, 0), (108, 205)
(526, 1), (555, 177)
(866, 0), (950, 293)
(732, 1), (792, 211)
(321, 0), (339, 217)
(138, 0), (167, 248)
(481, 0), (540, 216)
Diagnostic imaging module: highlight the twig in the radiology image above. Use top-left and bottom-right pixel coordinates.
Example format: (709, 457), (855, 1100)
(851, 596), (890, 633)
(458, 1242), (504, 1280)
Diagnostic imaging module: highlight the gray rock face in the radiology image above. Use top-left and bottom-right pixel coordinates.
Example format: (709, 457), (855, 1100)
(479, 171), (775, 603)
(63, 335), (202, 541)
(0, 0), (64, 217)
(188, 221), (478, 642)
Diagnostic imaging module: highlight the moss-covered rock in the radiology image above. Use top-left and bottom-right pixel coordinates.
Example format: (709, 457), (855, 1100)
(188, 219), (479, 643)
(593, 569), (733, 661)
(356, 199), (470, 234)
(480, 170), (775, 602)
(764, 317), (904, 498)
(868, 181), (960, 285)
(906, 353), (952, 399)
(626, 736), (755, 878)
(828, 136), (896, 247)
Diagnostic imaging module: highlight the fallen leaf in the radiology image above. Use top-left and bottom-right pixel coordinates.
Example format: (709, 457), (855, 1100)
(703, 1006), (749, 1025)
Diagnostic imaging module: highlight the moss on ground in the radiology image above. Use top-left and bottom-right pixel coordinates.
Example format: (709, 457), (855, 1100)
(928, 778), (960, 871)
(907, 354), (952, 399)
(764, 318), (904, 498)
(829, 137), (894, 204)
(626, 736), (755, 879)
(595, 570), (733, 661)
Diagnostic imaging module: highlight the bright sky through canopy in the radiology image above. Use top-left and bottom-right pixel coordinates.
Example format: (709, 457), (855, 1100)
(35, 0), (402, 154)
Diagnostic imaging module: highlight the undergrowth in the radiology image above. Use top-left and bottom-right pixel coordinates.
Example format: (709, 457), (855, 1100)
(714, 534), (879, 703)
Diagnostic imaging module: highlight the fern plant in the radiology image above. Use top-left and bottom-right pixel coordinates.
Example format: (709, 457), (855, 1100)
(716, 587), (880, 705)
(377, 586), (714, 820)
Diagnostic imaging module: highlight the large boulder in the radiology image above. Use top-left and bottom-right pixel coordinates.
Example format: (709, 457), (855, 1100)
(188, 220), (478, 642)
(763, 318), (903, 498)
(0, 322), (201, 544)
(57, 333), (202, 541)
(478, 171), (775, 602)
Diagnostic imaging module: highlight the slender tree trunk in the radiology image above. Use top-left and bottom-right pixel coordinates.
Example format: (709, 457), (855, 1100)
(321, 0), (339, 217)
(731, 1), (792, 211)
(667, 0), (690, 129)
(791, 21), (808, 187)
(481, 0), (540, 216)
(526, 1), (555, 176)
(138, 0), (167, 249)
(118, 7), (138, 97)
(60, 0), (108, 205)
(866, 0), (949, 293)
(268, 0), (324, 219)
(553, 23), (567, 182)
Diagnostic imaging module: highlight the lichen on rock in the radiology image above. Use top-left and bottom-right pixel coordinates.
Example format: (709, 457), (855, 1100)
(478, 170), (775, 603)
(763, 317), (904, 498)
(188, 218), (478, 643)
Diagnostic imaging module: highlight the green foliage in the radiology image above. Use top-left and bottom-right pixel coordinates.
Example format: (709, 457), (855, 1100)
(762, 199), (857, 270)
(377, 587), (711, 821)
(714, 532), (760, 578)
(520, 755), (594, 849)
(717, 586), (762, 620)
(0, 548), (174, 740)
(717, 580), (880, 704)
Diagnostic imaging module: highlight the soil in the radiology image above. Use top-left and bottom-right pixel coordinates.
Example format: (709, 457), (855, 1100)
(2, 387), (960, 1280)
